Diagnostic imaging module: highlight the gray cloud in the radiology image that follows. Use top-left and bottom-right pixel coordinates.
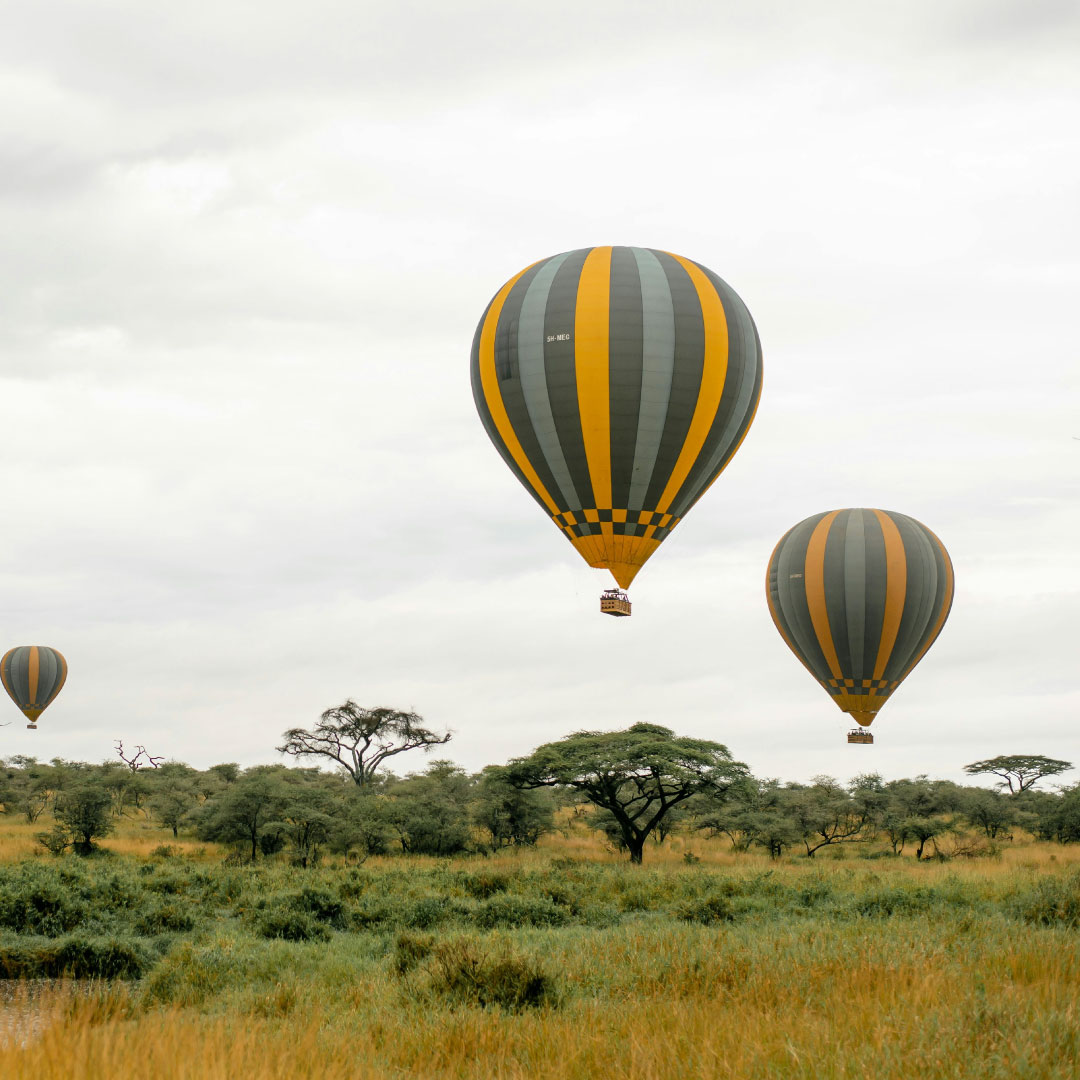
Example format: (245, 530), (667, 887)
(0, 0), (1076, 786)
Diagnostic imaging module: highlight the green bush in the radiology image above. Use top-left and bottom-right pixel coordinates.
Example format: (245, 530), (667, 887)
(393, 929), (436, 975)
(255, 910), (331, 942)
(401, 894), (469, 930)
(0, 869), (88, 936)
(1014, 872), (1080, 929)
(674, 894), (737, 924)
(797, 879), (836, 908)
(853, 885), (938, 918)
(286, 887), (349, 929)
(459, 871), (511, 899)
(473, 894), (567, 929)
(402, 935), (559, 1011)
(135, 903), (197, 934)
(0, 935), (149, 978)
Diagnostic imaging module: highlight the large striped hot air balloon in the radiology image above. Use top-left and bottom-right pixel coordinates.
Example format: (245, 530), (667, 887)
(471, 246), (763, 614)
(766, 509), (954, 743)
(1, 646), (68, 730)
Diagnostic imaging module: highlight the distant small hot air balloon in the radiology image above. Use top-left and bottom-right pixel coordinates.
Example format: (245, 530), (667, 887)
(471, 246), (763, 615)
(766, 509), (954, 744)
(1, 646), (68, 730)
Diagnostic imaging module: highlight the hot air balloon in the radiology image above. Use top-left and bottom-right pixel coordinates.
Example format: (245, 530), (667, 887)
(1, 646), (68, 730)
(471, 246), (763, 614)
(766, 509), (953, 744)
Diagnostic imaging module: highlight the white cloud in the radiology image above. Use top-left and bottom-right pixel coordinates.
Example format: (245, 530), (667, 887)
(0, 0), (1077, 786)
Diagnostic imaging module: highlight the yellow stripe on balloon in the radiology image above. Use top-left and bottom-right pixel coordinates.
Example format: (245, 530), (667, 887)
(655, 255), (729, 514)
(28, 646), (39, 705)
(574, 247), (612, 512)
(871, 510), (908, 682)
(804, 511), (843, 680)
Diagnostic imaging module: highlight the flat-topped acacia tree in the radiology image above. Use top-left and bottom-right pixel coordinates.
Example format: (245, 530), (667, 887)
(963, 755), (1073, 795)
(507, 722), (749, 864)
(278, 701), (451, 787)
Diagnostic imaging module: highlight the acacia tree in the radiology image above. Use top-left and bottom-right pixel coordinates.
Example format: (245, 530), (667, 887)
(278, 701), (451, 787)
(507, 723), (749, 864)
(474, 765), (555, 848)
(52, 782), (114, 855)
(786, 776), (871, 857)
(195, 767), (290, 861)
(963, 755), (1073, 795)
(693, 777), (782, 853)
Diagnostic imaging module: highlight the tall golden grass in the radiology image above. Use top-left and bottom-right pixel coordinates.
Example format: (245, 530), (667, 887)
(2, 815), (1079, 1077)
(2, 916), (1077, 1079)
(0, 817), (216, 863)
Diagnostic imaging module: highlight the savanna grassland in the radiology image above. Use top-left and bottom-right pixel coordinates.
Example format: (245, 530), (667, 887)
(2, 817), (1079, 1080)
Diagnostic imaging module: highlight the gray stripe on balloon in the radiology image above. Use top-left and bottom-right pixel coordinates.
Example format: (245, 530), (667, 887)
(515, 251), (581, 512)
(543, 249), (594, 510)
(842, 509), (868, 680)
(607, 245), (645, 511)
(626, 247), (676, 515)
(668, 266), (762, 520)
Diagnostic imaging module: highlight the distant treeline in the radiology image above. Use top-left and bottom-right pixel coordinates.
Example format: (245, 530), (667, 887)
(2, 735), (1078, 865)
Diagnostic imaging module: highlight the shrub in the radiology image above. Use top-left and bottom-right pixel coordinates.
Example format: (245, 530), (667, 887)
(36, 826), (70, 855)
(403, 894), (473, 930)
(675, 894), (736, 924)
(286, 887), (349, 929)
(0, 870), (88, 936)
(1014, 872), (1080, 929)
(393, 930), (436, 975)
(853, 885), (938, 918)
(402, 936), (559, 1011)
(459, 871), (511, 899)
(146, 873), (187, 896)
(0, 935), (149, 978)
(797, 879), (836, 908)
(351, 896), (397, 930)
(135, 903), (197, 934)
(473, 894), (567, 929)
(255, 910), (331, 942)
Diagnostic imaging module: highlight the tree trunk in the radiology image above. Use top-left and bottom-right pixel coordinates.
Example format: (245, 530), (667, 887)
(627, 837), (645, 864)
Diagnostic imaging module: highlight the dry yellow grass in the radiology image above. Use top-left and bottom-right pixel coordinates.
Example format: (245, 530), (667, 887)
(3, 813), (1079, 1078)
(0, 817), (219, 863)
(2, 921), (1077, 1080)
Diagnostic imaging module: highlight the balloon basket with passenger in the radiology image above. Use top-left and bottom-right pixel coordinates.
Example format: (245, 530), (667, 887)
(847, 728), (874, 744)
(600, 588), (632, 617)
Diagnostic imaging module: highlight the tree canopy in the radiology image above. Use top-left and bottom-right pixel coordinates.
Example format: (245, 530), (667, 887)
(278, 701), (450, 787)
(963, 755), (1073, 794)
(507, 722), (748, 863)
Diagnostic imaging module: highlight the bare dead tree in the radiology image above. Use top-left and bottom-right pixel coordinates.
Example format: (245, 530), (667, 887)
(277, 701), (451, 787)
(115, 741), (164, 771)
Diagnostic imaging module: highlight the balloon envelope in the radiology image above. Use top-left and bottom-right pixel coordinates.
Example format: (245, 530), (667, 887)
(1, 646), (68, 727)
(766, 509), (954, 728)
(471, 246), (763, 589)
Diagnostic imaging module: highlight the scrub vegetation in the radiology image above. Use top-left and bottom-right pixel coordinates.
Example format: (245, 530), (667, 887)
(1, 725), (1078, 1078)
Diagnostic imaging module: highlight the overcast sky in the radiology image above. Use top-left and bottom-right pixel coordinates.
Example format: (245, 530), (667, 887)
(1, 0), (1077, 786)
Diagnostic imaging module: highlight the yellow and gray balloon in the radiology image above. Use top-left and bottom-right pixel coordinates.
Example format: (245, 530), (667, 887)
(766, 509), (954, 731)
(1, 646), (68, 729)
(471, 246), (763, 591)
